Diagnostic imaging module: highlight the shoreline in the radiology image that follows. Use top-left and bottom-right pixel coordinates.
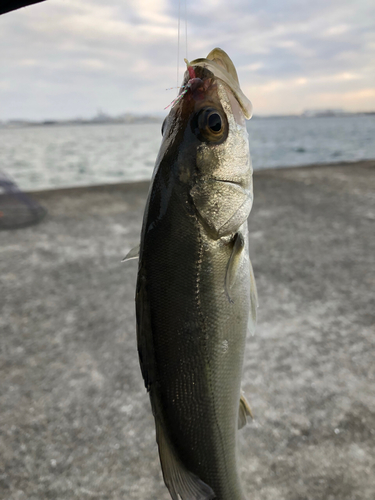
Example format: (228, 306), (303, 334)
(24, 159), (375, 196)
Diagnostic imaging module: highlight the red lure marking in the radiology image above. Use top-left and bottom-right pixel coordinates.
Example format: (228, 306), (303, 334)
(164, 67), (204, 110)
(187, 65), (196, 80)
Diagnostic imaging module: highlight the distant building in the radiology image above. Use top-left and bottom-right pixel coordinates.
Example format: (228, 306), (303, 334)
(302, 109), (345, 118)
(92, 108), (111, 123)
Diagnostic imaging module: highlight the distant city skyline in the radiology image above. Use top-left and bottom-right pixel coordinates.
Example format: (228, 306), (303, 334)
(2, 108), (375, 128)
(1, 0), (375, 120)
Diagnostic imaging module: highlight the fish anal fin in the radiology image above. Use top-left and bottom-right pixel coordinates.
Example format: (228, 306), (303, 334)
(122, 243), (140, 262)
(238, 390), (253, 429)
(156, 419), (215, 500)
(225, 232), (245, 303)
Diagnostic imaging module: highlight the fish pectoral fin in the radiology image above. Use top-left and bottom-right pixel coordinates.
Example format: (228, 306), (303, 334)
(248, 256), (258, 336)
(238, 390), (254, 429)
(122, 243), (140, 262)
(225, 232), (245, 303)
(156, 419), (215, 500)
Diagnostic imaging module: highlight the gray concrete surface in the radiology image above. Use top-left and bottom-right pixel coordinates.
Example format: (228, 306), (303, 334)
(1, 161), (374, 500)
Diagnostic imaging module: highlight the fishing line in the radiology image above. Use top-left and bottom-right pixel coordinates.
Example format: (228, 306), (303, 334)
(185, 0), (188, 62)
(169, 0), (189, 109)
(177, 0), (188, 88)
(177, 0), (181, 87)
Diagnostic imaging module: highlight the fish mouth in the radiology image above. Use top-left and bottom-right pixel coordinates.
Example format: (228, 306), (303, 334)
(211, 178), (249, 189)
(188, 48), (253, 120)
(194, 176), (252, 196)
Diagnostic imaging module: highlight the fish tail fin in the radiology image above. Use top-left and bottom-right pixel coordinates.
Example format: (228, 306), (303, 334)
(155, 418), (215, 500)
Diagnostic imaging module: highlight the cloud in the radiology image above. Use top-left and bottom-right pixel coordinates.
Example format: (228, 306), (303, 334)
(0, 0), (374, 119)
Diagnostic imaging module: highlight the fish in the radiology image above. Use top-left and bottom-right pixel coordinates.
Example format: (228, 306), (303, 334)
(125, 48), (257, 500)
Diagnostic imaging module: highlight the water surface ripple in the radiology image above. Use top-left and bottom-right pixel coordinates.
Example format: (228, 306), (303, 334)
(1, 115), (374, 191)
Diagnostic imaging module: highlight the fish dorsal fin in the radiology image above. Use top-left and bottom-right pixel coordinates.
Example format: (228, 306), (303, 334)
(122, 243), (140, 262)
(225, 233), (245, 303)
(156, 419), (215, 500)
(238, 390), (254, 429)
(206, 48), (239, 85)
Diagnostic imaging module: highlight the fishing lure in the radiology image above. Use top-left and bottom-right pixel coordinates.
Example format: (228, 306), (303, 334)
(164, 60), (197, 110)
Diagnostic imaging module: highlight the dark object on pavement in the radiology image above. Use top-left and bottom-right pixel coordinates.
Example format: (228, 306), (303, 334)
(0, 171), (47, 230)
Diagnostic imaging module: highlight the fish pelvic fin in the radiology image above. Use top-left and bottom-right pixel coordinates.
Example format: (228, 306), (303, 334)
(122, 243), (140, 262)
(238, 390), (254, 429)
(155, 419), (216, 500)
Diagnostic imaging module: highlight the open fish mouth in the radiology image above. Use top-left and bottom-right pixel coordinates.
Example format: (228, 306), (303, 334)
(169, 48), (252, 121)
(188, 48), (253, 119)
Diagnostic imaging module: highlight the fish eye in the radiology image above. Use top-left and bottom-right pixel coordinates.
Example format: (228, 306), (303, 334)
(195, 107), (227, 143)
(208, 113), (222, 133)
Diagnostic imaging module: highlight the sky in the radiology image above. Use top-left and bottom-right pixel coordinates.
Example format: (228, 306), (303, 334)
(1, 0), (375, 120)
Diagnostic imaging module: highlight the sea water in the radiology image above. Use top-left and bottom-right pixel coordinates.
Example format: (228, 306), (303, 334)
(1, 115), (374, 191)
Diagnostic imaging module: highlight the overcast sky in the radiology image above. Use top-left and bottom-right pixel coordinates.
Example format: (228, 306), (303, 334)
(1, 0), (374, 120)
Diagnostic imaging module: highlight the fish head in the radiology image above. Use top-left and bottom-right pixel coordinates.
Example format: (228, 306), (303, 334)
(157, 49), (254, 237)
